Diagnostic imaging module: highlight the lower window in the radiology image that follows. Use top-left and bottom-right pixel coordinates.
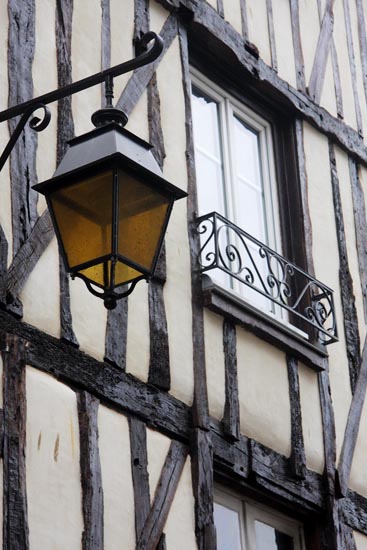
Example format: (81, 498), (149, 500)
(214, 488), (305, 550)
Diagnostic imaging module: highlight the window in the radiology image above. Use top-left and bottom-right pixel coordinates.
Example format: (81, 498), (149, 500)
(214, 488), (305, 550)
(191, 70), (284, 315)
(190, 70), (338, 346)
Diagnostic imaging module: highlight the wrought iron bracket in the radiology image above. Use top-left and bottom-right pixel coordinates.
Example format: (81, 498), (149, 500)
(0, 31), (163, 172)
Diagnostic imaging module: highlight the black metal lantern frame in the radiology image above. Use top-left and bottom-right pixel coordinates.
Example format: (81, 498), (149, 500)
(0, 32), (187, 309)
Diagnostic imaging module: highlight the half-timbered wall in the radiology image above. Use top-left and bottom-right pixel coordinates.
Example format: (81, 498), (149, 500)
(2, 0), (367, 548)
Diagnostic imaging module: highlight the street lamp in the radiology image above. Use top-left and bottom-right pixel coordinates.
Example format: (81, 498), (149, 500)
(0, 32), (187, 310)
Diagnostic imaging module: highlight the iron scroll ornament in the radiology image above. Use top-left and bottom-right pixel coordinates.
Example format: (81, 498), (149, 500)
(197, 211), (338, 344)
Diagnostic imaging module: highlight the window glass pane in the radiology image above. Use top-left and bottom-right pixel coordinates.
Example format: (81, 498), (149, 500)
(255, 521), (294, 550)
(232, 116), (267, 244)
(191, 88), (226, 217)
(214, 502), (243, 550)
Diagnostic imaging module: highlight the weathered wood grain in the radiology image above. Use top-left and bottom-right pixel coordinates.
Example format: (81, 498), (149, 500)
(179, 22), (210, 428)
(77, 391), (104, 550)
(337, 335), (367, 496)
(343, 490), (367, 534)
(1, 334), (29, 550)
(343, 0), (363, 136)
(116, 14), (178, 116)
(137, 440), (188, 550)
(287, 356), (306, 478)
(329, 142), (360, 392)
(239, 0), (248, 41)
(266, 0), (277, 72)
(217, 0), (224, 19)
(0, 225), (8, 305)
(104, 289), (128, 369)
(128, 416), (150, 540)
(191, 429), (217, 550)
(308, 0), (336, 104)
(350, 158), (367, 322)
(289, 0), (306, 92)
(101, 0), (111, 103)
(222, 320), (240, 440)
(318, 363), (336, 494)
(56, 0), (79, 346)
(7, 0), (38, 257)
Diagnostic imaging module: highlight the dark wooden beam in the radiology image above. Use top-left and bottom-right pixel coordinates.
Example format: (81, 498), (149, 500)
(128, 417), (151, 540)
(349, 158), (367, 323)
(289, 0), (306, 92)
(287, 356), (306, 478)
(239, 0), (248, 41)
(77, 391), (104, 550)
(343, 490), (367, 535)
(55, 0), (78, 346)
(337, 336), (367, 496)
(1, 334), (29, 550)
(329, 142), (360, 392)
(222, 320), (240, 440)
(191, 429), (217, 550)
(101, 0), (111, 98)
(343, 0), (363, 136)
(137, 440), (188, 549)
(104, 290), (128, 369)
(356, 0), (367, 110)
(179, 22), (210, 428)
(0, 224), (8, 306)
(266, 0), (277, 72)
(216, 0), (224, 18)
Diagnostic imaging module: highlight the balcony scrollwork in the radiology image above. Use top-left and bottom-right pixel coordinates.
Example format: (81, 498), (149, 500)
(196, 212), (338, 345)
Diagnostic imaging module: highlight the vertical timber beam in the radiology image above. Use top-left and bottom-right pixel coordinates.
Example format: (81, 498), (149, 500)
(349, 158), (367, 323)
(2, 334), (29, 550)
(179, 22), (216, 550)
(0, 226), (8, 306)
(239, 0), (249, 41)
(343, 0), (363, 135)
(222, 320), (240, 441)
(55, 0), (79, 346)
(287, 356), (306, 478)
(266, 0), (277, 72)
(356, 0), (367, 109)
(77, 392), (104, 550)
(329, 142), (360, 392)
(289, 0), (306, 92)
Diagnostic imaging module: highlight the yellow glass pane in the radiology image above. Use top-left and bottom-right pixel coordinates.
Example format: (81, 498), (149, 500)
(79, 260), (143, 287)
(50, 171), (113, 269)
(118, 173), (169, 271)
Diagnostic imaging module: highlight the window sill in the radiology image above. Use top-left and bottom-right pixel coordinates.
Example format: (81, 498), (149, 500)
(201, 275), (328, 371)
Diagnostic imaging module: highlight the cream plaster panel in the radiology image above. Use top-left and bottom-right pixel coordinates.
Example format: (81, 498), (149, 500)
(298, 363), (324, 474)
(125, 89), (149, 142)
(146, 428), (172, 500)
(223, 0), (243, 35)
(164, 458), (197, 549)
(319, 53), (337, 118)
(336, 149), (366, 345)
(236, 327), (291, 457)
(204, 310), (226, 420)
(98, 405), (135, 550)
(70, 277), (107, 361)
(350, 390), (367, 497)
(272, 0), (297, 88)
(126, 280), (150, 382)
(298, 0), (321, 86)
(355, 531), (367, 549)
(303, 123), (352, 460)
(333, 0), (358, 131)
(349, 0), (367, 140)
(20, 237), (61, 339)
(150, 0), (170, 34)
(246, 0), (271, 66)
(156, 37), (193, 404)
(0, 2), (12, 263)
(72, 0), (102, 136)
(110, 0), (134, 97)
(26, 367), (83, 550)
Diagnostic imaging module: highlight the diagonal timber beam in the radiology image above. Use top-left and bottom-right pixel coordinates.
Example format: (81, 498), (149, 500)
(337, 335), (367, 496)
(308, 0), (336, 104)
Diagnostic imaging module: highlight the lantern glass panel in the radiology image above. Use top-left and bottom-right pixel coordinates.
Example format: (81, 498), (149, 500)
(117, 171), (170, 273)
(49, 170), (113, 270)
(79, 260), (143, 288)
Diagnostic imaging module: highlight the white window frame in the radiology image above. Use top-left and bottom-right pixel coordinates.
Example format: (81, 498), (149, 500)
(214, 487), (306, 550)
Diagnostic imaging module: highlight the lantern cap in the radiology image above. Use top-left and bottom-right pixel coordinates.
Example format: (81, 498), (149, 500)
(33, 123), (187, 201)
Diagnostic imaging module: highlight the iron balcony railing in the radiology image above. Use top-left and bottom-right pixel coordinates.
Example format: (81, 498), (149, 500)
(196, 212), (338, 345)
